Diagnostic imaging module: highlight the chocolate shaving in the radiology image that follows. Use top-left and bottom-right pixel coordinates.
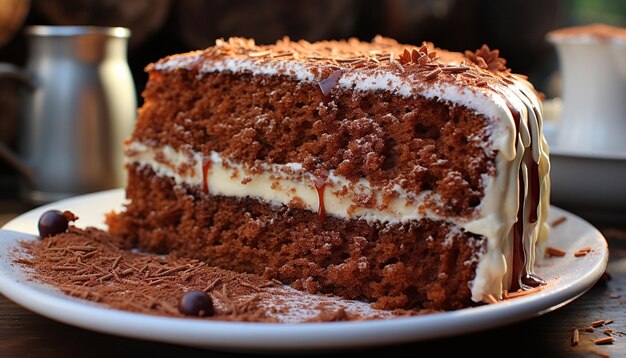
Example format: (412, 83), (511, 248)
(111, 255), (122, 270)
(271, 52), (293, 58)
(111, 269), (121, 280)
(147, 278), (165, 286)
(51, 265), (78, 271)
(545, 247), (566, 257)
(391, 60), (404, 72)
(574, 247), (592, 257)
(271, 278), (284, 286)
(155, 265), (188, 277)
(13, 258), (34, 265)
(442, 66), (470, 73)
(592, 320), (605, 327)
(239, 280), (261, 292)
(424, 68), (442, 80)
(317, 69), (344, 97)
(99, 273), (114, 281)
(572, 329), (579, 346)
(80, 250), (99, 259)
(203, 278), (221, 292)
(67, 246), (96, 252)
(594, 337), (614, 345)
(550, 216), (567, 227)
(248, 50), (272, 58)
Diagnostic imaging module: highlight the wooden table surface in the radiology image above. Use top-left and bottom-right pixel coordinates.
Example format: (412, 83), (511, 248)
(1, 199), (625, 357)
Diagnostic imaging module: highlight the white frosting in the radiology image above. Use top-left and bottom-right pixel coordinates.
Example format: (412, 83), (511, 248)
(148, 53), (550, 304)
(200, 57), (316, 82)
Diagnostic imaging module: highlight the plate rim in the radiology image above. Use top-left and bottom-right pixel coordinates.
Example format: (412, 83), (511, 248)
(550, 146), (626, 161)
(0, 189), (609, 350)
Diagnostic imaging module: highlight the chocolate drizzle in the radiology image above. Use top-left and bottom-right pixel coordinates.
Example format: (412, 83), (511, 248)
(313, 177), (327, 225)
(507, 103), (521, 147)
(511, 173), (525, 292)
(202, 156), (212, 194)
(510, 168), (544, 291)
(528, 107), (542, 224)
(499, 87), (545, 292)
(318, 70), (343, 97)
(528, 158), (540, 224)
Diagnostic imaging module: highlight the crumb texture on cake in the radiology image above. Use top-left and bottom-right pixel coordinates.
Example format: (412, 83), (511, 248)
(108, 165), (484, 310)
(133, 71), (494, 217)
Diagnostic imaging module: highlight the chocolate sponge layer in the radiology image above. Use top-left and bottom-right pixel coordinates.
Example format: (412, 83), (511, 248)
(132, 70), (495, 217)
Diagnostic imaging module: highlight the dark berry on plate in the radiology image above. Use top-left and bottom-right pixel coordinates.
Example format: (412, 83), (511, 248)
(178, 290), (214, 317)
(38, 210), (77, 238)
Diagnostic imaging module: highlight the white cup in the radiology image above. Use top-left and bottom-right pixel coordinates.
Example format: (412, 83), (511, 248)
(548, 28), (626, 153)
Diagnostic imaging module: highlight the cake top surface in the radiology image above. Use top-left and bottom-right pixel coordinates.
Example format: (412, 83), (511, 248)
(152, 36), (528, 99)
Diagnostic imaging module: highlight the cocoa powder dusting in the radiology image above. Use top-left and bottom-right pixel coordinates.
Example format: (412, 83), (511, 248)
(13, 226), (419, 323)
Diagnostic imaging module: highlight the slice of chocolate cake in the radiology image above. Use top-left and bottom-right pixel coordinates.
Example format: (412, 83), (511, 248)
(107, 36), (550, 310)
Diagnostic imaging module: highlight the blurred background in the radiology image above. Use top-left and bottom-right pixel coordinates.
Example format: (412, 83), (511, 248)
(0, 0), (625, 215)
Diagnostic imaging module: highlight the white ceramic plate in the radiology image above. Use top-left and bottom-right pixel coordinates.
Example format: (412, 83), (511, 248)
(0, 189), (608, 351)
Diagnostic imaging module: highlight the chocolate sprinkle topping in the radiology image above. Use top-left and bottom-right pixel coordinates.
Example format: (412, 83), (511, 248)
(464, 44), (509, 73)
(318, 69), (344, 97)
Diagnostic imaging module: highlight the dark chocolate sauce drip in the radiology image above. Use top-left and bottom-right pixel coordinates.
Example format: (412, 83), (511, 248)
(528, 107), (542, 224)
(202, 156), (212, 194)
(506, 103), (521, 147)
(522, 272), (545, 288)
(529, 158), (540, 223)
(318, 70), (344, 98)
(499, 89), (545, 291)
(510, 171), (525, 292)
(313, 177), (327, 225)
(510, 169), (545, 291)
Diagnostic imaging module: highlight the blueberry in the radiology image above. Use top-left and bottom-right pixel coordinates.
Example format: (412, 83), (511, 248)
(38, 210), (75, 238)
(178, 290), (214, 317)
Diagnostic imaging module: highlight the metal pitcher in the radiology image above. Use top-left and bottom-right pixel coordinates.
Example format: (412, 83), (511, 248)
(0, 26), (136, 204)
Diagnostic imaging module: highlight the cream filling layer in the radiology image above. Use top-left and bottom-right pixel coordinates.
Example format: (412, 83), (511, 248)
(126, 142), (454, 225)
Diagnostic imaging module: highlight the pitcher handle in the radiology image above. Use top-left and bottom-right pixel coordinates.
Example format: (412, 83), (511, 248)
(0, 62), (34, 183)
(0, 63), (33, 88)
